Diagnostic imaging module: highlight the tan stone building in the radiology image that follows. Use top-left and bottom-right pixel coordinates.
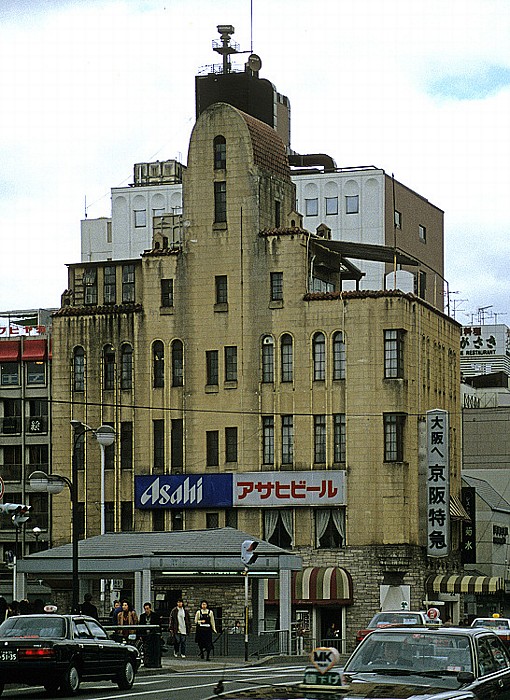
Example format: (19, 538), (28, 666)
(48, 102), (462, 647)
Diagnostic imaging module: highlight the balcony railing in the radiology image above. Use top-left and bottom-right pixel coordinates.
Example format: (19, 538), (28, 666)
(0, 416), (21, 435)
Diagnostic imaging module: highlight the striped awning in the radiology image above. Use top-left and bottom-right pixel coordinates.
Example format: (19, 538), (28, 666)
(265, 566), (353, 605)
(427, 574), (504, 595)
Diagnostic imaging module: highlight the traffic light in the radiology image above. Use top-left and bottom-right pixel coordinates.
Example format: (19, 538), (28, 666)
(0, 503), (31, 527)
(0, 503), (31, 516)
(241, 539), (259, 566)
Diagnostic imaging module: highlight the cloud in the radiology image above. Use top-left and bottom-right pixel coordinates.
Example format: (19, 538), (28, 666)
(428, 65), (510, 100)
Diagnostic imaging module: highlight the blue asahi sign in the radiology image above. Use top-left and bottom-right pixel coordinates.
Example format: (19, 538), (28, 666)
(135, 474), (233, 509)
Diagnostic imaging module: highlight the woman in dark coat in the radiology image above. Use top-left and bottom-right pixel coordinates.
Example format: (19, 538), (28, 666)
(194, 600), (216, 660)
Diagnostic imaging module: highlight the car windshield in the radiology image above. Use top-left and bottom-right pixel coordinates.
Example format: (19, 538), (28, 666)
(0, 616), (66, 639)
(473, 619), (510, 630)
(345, 631), (472, 688)
(369, 612), (422, 627)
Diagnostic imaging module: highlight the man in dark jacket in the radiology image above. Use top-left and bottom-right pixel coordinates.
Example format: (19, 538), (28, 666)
(80, 593), (99, 620)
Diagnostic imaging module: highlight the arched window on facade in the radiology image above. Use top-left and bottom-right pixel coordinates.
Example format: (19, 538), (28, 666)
(262, 336), (274, 383)
(120, 344), (133, 390)
(171, 339), (184, 387)
(153, 340), (164, 388)
(332, 331), (346, 380)
(280, 333), (293, 382)
(313, 332), (326, 381)
(213, 135), (226, 170)
(73, 346), (85, 392)
(103, 344), (115, 390)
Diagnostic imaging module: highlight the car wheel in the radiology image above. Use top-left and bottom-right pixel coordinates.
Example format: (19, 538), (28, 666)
(60, 663), (81, 696)
(116, 659), (135, 690)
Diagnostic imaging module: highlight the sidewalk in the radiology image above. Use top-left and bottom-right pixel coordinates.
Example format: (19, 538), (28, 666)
(139, 652), (349, 674)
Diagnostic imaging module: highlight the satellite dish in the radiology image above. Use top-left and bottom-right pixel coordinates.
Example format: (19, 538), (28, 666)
(247, 53), (262, 72)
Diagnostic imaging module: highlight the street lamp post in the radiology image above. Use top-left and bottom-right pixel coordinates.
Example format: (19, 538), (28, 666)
(29, 421), (115, 615)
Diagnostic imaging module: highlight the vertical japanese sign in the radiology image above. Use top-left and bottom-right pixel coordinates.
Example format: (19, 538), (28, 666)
(461, 486), (476, 564)
(427, 409), (450, 557)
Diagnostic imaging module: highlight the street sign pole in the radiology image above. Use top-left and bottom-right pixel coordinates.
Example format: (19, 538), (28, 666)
(244, 567), (249, 662)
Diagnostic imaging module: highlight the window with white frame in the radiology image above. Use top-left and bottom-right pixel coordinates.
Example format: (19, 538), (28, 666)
(419, 224), (427, 242)
(394, 210), (402, 229)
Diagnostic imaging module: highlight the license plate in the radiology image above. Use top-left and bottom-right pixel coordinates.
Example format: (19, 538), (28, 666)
(0, 650), (17, 661)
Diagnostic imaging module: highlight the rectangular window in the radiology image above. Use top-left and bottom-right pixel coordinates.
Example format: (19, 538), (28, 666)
(384, 413), (406, 462)
(215, 275), (228, 304)
(206, 350), (219, 385)
(134, 209), (147, 227)
(171, 509), (184, 531)
(333, 414), (346, 463)
(161, 278), (174, 307)
(214, 181), (227, 223)
(224, 346), (237, 382)
(345, 195), (359, 214)
(225, 509), (238, 529)
(270, 272), (283, 301)
(394, 210), (402, 229)
(419, 224), (427, 242)
(122, 264), (135, 302)
(105, 502), (115, 533)
(28, 443), (49, 471)
(120, 421), (133, 470)
(26, 361), (45, 385)
(27, 398), (48, 434)
(121, 502), (133, 531)
(384, 329), (405, 379)
(314, 414), (327, 463)
(83, 268), (97, 305)
(325, 196), (338, 215)
(225, 427), (238, 463)
(171, 419), (183, 470)
(103, 422), (115, 470)
(75, 432), (85, 471)
(206, 430), (219, 467)
(1, 362), (19, 386)
(104, 265), (116, 304)
(305, 198), (318, 216)
(418, 270), (427, 299)
(153, 419), (165, 472)
(206, 512), (219, 529)
(153, 509), (165, 532)
(262, 416), (275, 465)
(281, 415), (294, 465)
(2, 444), (22, 481)
(1, 398), (21, 435)
(275, 200), (281, 228)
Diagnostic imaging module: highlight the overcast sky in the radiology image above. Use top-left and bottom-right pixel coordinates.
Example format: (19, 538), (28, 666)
(1, 0), (509, 326)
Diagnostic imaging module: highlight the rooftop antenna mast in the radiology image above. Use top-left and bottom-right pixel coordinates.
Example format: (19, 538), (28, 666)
(214, 25), (239, 74)
(250, 0), (254, 52)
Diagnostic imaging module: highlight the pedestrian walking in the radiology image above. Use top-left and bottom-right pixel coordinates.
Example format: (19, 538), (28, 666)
(110, 599), (122, 623)
(169, 599), (192, 658)
(139, 601), (160, 627)
(194, 600), (216, 660)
